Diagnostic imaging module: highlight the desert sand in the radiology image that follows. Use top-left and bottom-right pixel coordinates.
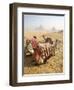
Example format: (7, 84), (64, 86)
(24, 31), (63, 74)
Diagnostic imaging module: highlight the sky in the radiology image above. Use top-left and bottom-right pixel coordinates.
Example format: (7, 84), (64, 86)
(24, 14), (64, 32)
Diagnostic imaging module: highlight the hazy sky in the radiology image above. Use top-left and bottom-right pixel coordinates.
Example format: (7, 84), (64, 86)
(24, 14), (64, 32)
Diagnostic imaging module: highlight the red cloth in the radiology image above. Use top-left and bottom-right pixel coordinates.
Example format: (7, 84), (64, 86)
(31, 38), (38, 49)
(31, 38), (41, 63)
(33, 47), (42, 63)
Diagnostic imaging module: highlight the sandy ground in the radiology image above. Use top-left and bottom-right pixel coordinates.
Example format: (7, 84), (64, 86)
(24, 31), (63, 74)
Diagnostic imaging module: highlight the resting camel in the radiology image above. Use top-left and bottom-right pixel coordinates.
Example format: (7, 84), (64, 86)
(25, 37), (57, 65)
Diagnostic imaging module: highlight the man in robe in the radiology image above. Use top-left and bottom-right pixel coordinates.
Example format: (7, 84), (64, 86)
(31, 36), (42, 65)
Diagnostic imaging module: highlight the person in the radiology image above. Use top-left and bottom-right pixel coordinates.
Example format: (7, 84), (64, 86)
(31, 36), (38, 50)
(26, 39), (34, 55)
(31, 36), (41, 65)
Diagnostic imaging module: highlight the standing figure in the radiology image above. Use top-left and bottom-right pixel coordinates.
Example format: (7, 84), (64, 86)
(31, 36), (42, 65)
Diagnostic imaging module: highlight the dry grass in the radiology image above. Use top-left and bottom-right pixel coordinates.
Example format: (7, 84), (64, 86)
(24, 31), (63, 74)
